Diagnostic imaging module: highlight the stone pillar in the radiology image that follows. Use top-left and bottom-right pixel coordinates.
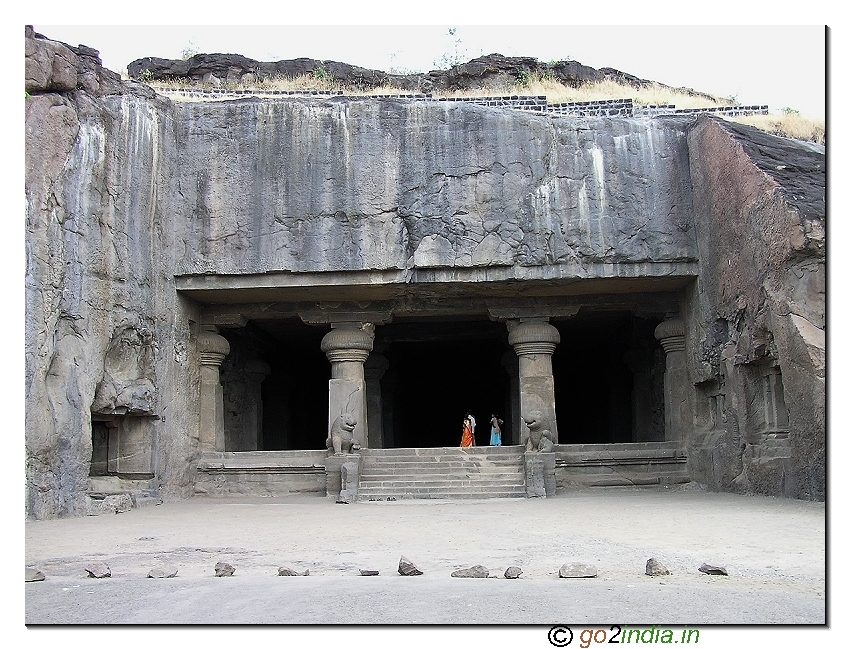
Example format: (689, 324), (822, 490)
(364, 353), (389, 449)
(321, 322), (374, 448)
(508, 318), (561, 444)
(198, 326), (230, 453)
(525, 452), (556, 498)
(243, 359), (271, 451)
(623, 348), (657, 442)
(654, 318), (691, 442)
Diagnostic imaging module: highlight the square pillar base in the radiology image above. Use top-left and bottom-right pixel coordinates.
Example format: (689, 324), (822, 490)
(325, 454), (361, 503)
(525, 452), (556, 498)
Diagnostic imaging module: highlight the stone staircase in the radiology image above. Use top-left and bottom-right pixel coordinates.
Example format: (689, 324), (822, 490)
(358, 446), (527, 500)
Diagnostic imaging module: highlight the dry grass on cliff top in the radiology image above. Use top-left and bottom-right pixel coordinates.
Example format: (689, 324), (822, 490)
(149, 72), (825, 145)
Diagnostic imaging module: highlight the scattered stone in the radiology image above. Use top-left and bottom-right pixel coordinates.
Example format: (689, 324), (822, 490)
(645, 558), (670, 576)
(25, 568), (45, 582)
(359, 569), (379, 576)
(398, 555), (423, 576)
(451, 565), (489, 578)
(147, 567), (178, 578)
(86, 494), (134, 516)
(699, 563), (728, 576)
(504, 566), (523, 579)
(277, 567), (309, 576)
(214, 561), (235, 577)
(84, 562), (111, 579)
(558, 563), (597, 578)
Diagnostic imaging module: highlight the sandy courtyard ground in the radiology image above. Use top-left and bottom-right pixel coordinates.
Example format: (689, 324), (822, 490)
(23, 485), (828, 643)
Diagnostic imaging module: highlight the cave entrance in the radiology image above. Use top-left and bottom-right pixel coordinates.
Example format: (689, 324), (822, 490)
(377, 319), (513, 448)
(551, 311), (665, 444)
(220, 320), (330, 452)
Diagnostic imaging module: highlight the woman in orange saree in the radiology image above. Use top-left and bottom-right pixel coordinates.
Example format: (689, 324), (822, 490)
(461, 413), (475, 447)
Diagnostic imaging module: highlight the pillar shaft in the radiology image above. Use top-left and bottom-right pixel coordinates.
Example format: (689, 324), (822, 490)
(321, 322), (374, 448)
(655, 318), (691, 442)
(364, 353), (389, 449)
(508, 318), (561, 445)
(198, 327), (230, 453)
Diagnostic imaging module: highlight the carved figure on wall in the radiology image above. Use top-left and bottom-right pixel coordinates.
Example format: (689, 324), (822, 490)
(489, 414), (504, 446)
(460, 412), (476, 448)
(327, 413), (360, 455)
(522, 411), (554, 452)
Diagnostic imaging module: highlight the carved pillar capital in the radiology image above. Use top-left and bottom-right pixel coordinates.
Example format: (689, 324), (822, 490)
(508, 318), (561, 356)
(654, 318), (685, 354)
(198, 327), (231, 367)
(321, 322), (375, 364)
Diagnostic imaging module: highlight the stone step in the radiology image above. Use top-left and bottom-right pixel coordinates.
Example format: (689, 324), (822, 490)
(360, 473), (525, 484)
(359, 490), (527, 501)
(360, 455), (523, 466)
(361, 446), (524, 457)
(361, 470), (524, 480)
(361, 465), (523, 474)
(358, 485), (525, 499)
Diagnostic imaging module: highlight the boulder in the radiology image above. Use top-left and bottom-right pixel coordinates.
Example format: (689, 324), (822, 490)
(147, 567), (178, 578)
(398, 556), (423, 576)
(214, 561), (235, 577)
(359, 569), (379, 576)
(558, 563), (597, 578)
(504, 566), (523, 579)
(699, 563), (728, 576)
(25, 568), (45, 582)
(278, 566), (309, 576)
(85, 562), (111, 578)
(451, 565), (489, 578)
(645, 558), (670, 576)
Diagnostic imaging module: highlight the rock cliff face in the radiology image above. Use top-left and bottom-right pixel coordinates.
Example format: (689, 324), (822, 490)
(25, 28), (825, 517)
(172, 99), (696, 276)
(686, 117), (824, 499)
(25, 27), (200, 518)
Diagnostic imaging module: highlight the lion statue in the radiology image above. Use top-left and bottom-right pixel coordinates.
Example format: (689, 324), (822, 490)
(326, 413), (360, 456)
(522, 410), (555, 452)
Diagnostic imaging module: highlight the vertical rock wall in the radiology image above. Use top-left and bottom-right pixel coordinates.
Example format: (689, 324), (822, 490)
(685, 116), (825, 499)
(25, 30), (201, 518)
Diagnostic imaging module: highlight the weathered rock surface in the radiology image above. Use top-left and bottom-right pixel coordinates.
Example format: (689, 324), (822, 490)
(699, 563), (728, 576)
(127, 51), (717, 101)
(686, 116), (825, 500)
(24, 27), (826, 520)
(86, 494), (134, 516)
(451, 565), (489, 578)
(645, 558), (670, 576)
(559, 563), (598, 578)
(85, 563), (111, 578)
(171, 101), (696, 277)
(504, 566), (523, 579)
(25, 568), (46, 582)
(214, 562), (235, 577)
(398, 556), (423, 576)
(359, 569), (379, 576)
(147, 567), (179, 578)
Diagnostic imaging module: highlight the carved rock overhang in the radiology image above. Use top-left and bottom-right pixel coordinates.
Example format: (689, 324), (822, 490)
(176, 263), (696, 326)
